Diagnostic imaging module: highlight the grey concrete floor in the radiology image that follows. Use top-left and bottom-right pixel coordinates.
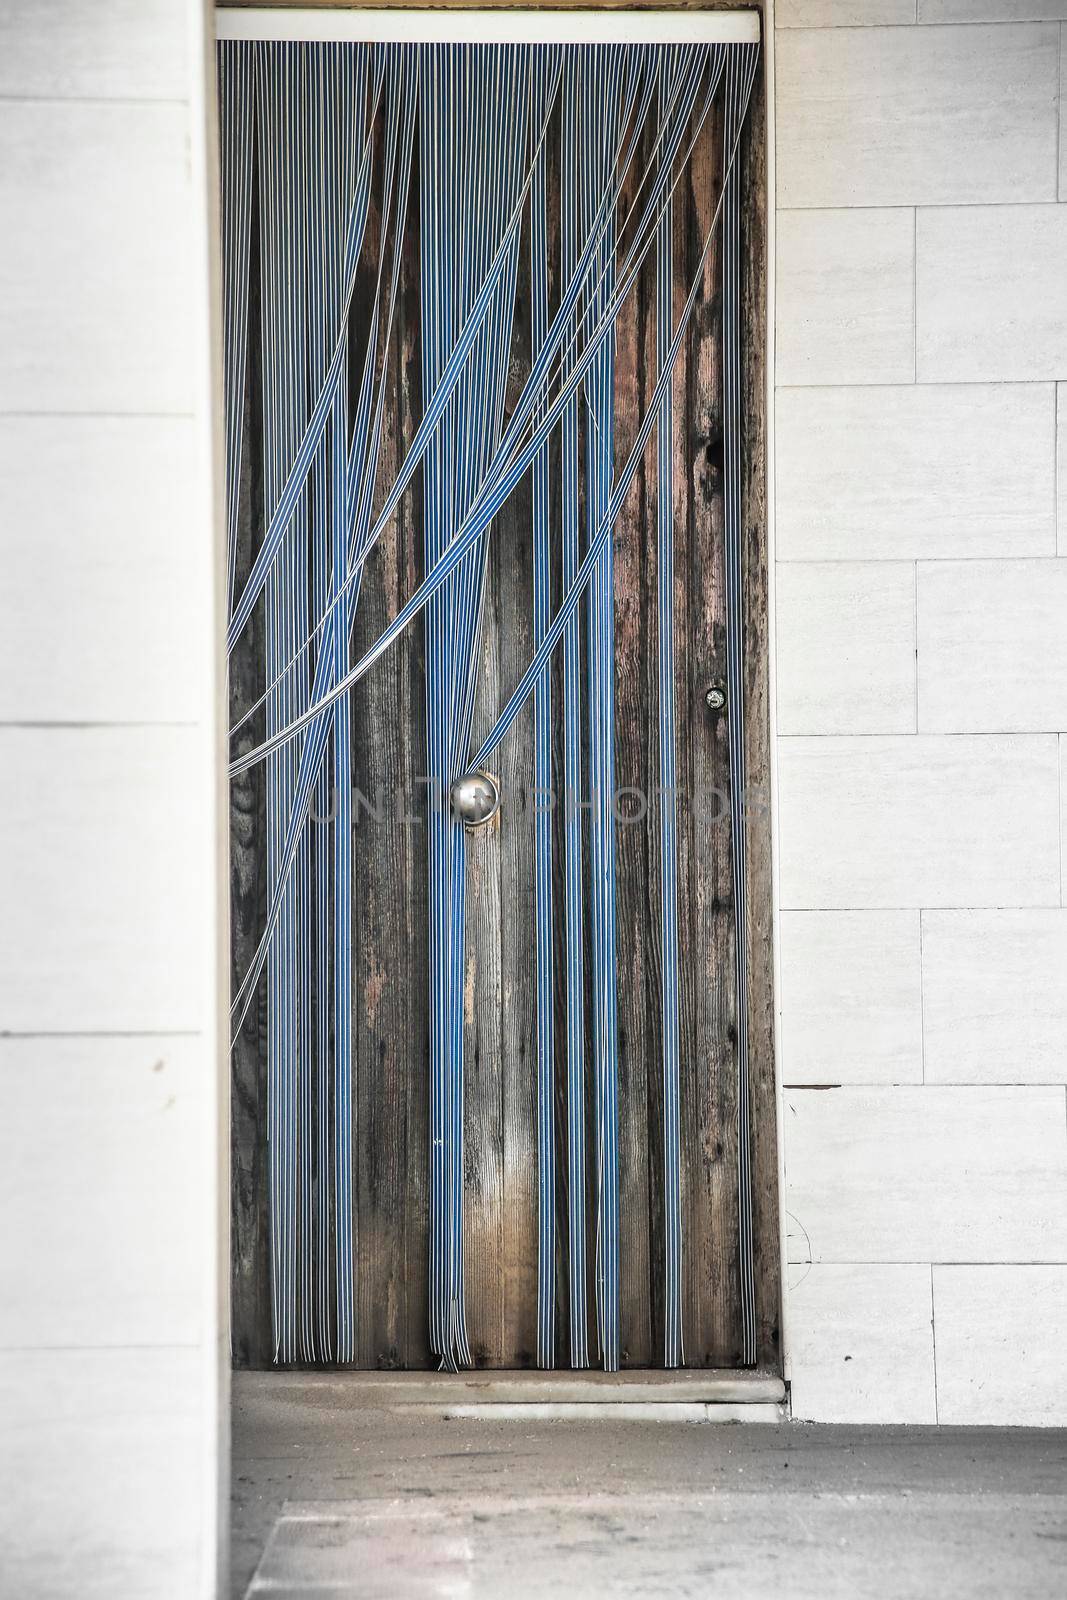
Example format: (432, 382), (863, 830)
(232, 1372), (1067, 1599)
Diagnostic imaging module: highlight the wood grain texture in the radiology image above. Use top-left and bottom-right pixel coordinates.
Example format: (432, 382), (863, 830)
(230, 68), (779, 1374)
(738, 59), (781, 1369)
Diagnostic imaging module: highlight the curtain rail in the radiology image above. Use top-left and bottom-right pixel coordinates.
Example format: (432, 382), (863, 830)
(216, 8), (761, 46)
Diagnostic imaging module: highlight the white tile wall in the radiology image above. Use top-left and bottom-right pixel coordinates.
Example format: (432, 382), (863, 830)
(776, 563), (916, 734)
(787, 1264), (937, 1423)
(775, 209), (915, 385)
(922, 910), (1067, 1082)
(779, 0), (917, 23)
(917, 558), (1067, 732)
(0, 1347), (205, 1599)
(933, 1266), (1067, 1425)
(0, 1), (188, 100)
(773, 0), (1067, 1432)
(917, 204), (1067, 382)
(775, 384), (1056, 561)
(784, 1086), (1067, 1263)
(0, 1037), (205, 1347)
(777, 734), (1060, 909)
(776, 23), (1060, 208)
(0, 100), (194, 414)
(0, 4), (224, 1589)
(0, 727), (204, 1032)
(779, 911), (923, 1084)
(920, 1), (1067, 19)
(1058, 384), (1066, 551)
(0, 418), (200, 722)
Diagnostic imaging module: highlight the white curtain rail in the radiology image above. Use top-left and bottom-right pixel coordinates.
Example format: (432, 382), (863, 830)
(215, 8), (761, 47)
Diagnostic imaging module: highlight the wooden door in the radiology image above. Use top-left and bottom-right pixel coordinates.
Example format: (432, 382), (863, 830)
(229, 46), (779, 1375)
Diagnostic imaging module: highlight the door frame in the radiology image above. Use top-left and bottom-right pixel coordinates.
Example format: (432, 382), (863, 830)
(207, 0), (787, 1464)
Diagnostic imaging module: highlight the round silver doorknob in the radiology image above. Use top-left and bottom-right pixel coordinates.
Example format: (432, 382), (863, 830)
(449, 770), (501, 828)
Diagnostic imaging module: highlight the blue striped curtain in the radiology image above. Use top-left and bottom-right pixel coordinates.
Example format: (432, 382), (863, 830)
(221, 38), (759, 1370)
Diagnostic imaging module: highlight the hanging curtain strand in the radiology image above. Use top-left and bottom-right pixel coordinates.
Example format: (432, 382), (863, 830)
(219, 37), (760, 1374)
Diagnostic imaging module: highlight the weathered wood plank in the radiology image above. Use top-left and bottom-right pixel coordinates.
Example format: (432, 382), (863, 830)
(738, 58), (783, 1369)
(613, 132), (655, 1369)
(229, 63), (779, 1377)
(351, 173), (430, 1370)
(230, 196), (273, 1370)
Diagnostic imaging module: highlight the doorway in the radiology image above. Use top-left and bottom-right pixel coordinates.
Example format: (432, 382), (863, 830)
(221, 7), (779, 1378)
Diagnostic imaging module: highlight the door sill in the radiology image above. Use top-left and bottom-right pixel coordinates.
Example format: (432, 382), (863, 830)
(255, 1367), (785, 1411)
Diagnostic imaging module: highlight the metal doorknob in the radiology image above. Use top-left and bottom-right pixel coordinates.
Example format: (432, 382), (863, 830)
(450, 771), (501, 828)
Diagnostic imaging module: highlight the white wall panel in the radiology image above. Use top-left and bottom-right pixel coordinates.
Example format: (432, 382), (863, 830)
(918, 558), (1067, 732)
(787, 1264), (937, 1423)
(777, 734), (1060, 909)
(785, 1086), (1067, 1262)
(934, 1266), (1067, 1425)
(775, 384), (1055, 561)
(779, 911), (923, 1085)
(0, 101), (194, 415)
(774, 0), (1067, 1430)
(0, 727), (204, 1032)
(0, 1347), (204, 1599)
(917, 204), (1067, 382)
(775, 208), (914, 386)
(779, 1), (917, 23)
(920, 1), (1067, 18)
(0, 418), (200, 723)
(776, 24), (1060, 208)
(1058, 383), (1066, 551)
(776, 562), (916, 734)
(0, 1037), (204, 1347)
(0, 0), (187, 100)
(922, 910), (1067, 1082)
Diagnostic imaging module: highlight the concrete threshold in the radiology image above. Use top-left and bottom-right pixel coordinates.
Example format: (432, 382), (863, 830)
(257, 1368), (785, 1411)
(436, 1401), (787, 1423)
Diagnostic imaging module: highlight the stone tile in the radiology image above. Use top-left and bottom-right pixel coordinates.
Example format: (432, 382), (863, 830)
(917, 204), (1067, 382)
(776, 24), (1059, 207)
(0, 727), (207, 1031)
(785, 1085), (1067, 1262)
(0, 101), (194, 414)
(775, 209), (914, 386)
(923, 910), (1067, 1083)
(917, 557), (1067, 732)
(0, 1347), (205, 1600)
(779, 0), (916, 22)
(779, 911), (923, 1085)
(0, 1036), (205, 1346)
(777, 734), (1060, 909)
(776, 562), (916, 734)
(788, 1264), (937, 1423)
(0, 417), (201, 722)
(775, 385), (1055, 561)
(0, 0), (187, 99)
(920, 2), (1067, 19)
(934, 1266), (1067, 1425)
(1058, 383), (1066, 551)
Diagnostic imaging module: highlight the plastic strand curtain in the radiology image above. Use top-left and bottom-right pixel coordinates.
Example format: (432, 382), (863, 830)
(581, 45), (625, 1374)
(529, 49), (556, 1372)
(656, 49), (683, 1373)
(722, 45), (758, 1368)
(220, 39), (759, 1370)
